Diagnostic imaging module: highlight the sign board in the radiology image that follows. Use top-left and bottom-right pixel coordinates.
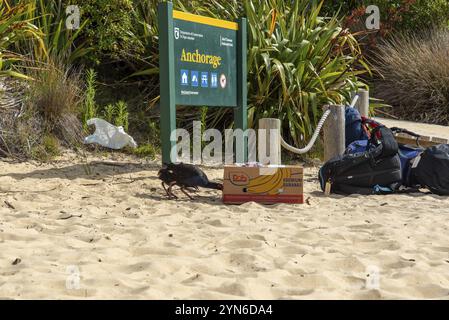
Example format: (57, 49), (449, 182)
(173, 11), (238, 106)
(158, 2), (247, 164)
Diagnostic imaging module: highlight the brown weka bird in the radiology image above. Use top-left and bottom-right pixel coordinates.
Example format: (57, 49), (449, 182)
(158, 163), (223, 200)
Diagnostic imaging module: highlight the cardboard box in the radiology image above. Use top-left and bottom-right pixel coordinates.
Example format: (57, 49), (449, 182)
(223, 165), (304, 204)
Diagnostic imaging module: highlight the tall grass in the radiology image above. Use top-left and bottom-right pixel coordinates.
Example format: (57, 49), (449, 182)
(373, 28), (449, 124)
(244, 0), (369, 146)
(82, 68), (97, 129)
(1, 54), (84, 160)
(0, 0), (42, 78)
(21, 0), (90, 63)
(25, 56), (84, 143)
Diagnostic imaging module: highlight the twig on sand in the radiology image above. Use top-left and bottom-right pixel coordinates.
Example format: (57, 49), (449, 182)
(57, 213), (82, 220)
(112, 176), (137, 185)
(4, 200), (15, 209)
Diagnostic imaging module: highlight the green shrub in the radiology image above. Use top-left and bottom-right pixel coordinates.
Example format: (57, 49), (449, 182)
(373, 28), (449, 124)
(102, 103), (115, 123)
(99, 100), (129, 130)
(245, 0), (368, 146)
(114, 100), (129, 131)
(29, 134), (60, 161)
(82, 68), (97, 129)
(146, 120), (160, 146)
(386, 0), (449, 32)
(132, 143), (157, 159)
(66, 0), (144, 64)
(43, 134), (60, 155)
(323, 0), (449, 35)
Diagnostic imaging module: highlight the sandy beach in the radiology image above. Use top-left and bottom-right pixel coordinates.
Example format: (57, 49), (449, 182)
(1, 152), (449, 300)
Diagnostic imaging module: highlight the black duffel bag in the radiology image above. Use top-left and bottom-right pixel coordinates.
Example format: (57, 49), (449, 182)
(319, 125), (402, 195)
(410, 144), (449, 195)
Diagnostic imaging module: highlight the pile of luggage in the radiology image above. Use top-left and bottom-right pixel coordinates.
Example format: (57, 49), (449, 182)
(319, 107), (449, 196)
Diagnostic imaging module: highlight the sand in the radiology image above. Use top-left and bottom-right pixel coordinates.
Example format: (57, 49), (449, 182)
(1, 152), (449, 300)
(375, 117), (449, 140)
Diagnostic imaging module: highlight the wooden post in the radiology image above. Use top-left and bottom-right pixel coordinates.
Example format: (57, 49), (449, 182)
(323, 105), (345, 162)
(355, 89), (369, 117)
(258, 118), (281, 165)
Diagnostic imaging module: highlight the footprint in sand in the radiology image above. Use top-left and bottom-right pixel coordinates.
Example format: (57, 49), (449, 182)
(213, 282), (246, 297)
(281, 245), (308, 255)
(129, 286), (151, 295)
(228, 252), (256, 266)
(118, 261), (152, 274)
(431, 246), (449, 253)
(386, 257), (416, 269)
(225, 239), (262, 249)
(352, 289), (382, 299)
(413, 284), (449, 299)
(181, 273), (203, 285)
(285, 288), (315, 296)
(203, 219), (227, 227)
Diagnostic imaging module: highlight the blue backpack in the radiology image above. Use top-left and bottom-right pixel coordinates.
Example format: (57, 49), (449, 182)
(345, 107), (368, 147)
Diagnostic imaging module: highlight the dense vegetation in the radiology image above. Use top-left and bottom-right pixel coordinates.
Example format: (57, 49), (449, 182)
(373, 28), (449, 124)
(1, 0), (448, 160)
(323, 0), (449, 35)
(322, 0), (449, 121)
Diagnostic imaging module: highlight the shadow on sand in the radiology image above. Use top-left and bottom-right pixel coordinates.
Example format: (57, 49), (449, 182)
(135, 191), (224, 205)
(309, 190), (445, 200)
(0, 161), (161, 181)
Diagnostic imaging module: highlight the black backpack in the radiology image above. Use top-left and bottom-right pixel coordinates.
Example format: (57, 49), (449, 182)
(319, 125), (402, 195)
(410, 144), (449, 195)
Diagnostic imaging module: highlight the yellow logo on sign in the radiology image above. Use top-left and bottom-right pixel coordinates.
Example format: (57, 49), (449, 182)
(180, 49), (222, 69)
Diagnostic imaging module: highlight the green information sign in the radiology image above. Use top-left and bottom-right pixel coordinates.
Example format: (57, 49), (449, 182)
(173, 11), (238, 106)
(158, 2), (247, 164)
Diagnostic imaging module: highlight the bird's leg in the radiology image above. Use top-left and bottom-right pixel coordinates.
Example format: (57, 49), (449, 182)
(161, 182), (171, 198)
(167, 182), (178, 199)
(162, 182), (176, 199)
(180, 187), (195, 200)
(185, 186), (199, 193)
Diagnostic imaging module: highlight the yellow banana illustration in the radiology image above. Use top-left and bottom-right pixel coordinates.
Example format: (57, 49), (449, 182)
(247, 169), (280, 194)
(247, 171), (275, 188)
(284, 167), (292, 179)
(267, 168), (286, 195)
(246, 168), (291, 195)
(265, 168), (292, 195)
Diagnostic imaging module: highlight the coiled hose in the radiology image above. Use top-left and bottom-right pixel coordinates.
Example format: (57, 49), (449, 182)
(280, 95), (359, 154)
(280, 109), (331, 154)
